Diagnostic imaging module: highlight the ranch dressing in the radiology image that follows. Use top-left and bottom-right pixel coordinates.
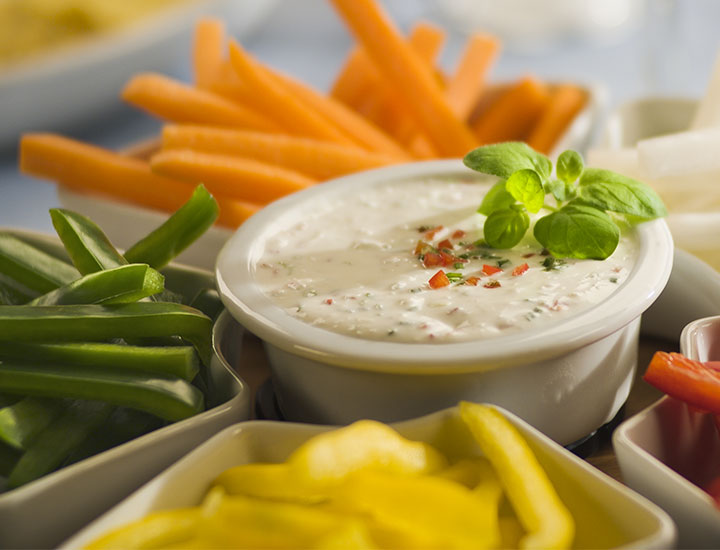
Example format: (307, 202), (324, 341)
(255, 177), (638, 343)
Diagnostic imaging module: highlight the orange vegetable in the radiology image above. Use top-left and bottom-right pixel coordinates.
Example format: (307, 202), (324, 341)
(527, 84), (587, 154)
(428, 270), (450, 289)
(121, 73), (281, 133)
(161, 125), (399, 180)
(329, 0), (477, 157)
(227, 41), (355, 146)
(472, 77), (550, 145)
(192, 18), (225, 89)
(151, 149), (316, 204)
(19, 134), (258, 228)
(446, 33), (500, 120)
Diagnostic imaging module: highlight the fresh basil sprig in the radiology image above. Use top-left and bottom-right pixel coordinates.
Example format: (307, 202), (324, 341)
(463, 142), (667, 260)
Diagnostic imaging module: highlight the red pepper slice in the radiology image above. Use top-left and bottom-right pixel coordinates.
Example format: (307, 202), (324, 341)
(428, 270), (450, 289)
(512, 263), (529, 277)
(482, 264), (502, 276)
(643, 352), (720, 415)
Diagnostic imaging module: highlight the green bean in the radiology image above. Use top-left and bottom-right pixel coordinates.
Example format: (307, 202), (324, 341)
(0, 302), (213, 364)
(7, 400), (113, 488)
(0, 233), (79, 292)
(0, 441), (20, 477)
(49, 209), (127, 274)
(125, 185), (219, 270)
(0, 397), (64, 449)
(0, 342), (199, 381)
(0, 362), (204, 421)
(63, 408), (163, 466)
(28, 264), (164, 306)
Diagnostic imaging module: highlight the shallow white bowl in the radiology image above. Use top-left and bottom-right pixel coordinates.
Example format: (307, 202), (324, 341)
(216, 159), (673, 444)
(0, 0), (277, 149)
(613, 314), (720, 549)
(0, 229), (251, 550)
(61, 404), (676, 549)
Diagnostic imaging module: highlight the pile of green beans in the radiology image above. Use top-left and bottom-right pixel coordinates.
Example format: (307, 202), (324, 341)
(0, 185), (222, 489)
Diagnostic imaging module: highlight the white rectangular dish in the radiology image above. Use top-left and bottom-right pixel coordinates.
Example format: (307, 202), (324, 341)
(0, 229), (251, 549)
(62, 404), (675, 549)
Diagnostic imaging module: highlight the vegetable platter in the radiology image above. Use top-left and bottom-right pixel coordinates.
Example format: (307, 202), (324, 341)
(0, 191), (251, 549)
(62, 404), (675, 549)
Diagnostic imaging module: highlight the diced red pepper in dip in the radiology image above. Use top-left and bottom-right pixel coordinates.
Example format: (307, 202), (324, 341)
(643, 352), (720, 415)
(482, 264), (502, 276)
(424, 225), (443, 239)
(422, 252), (444, 268)
(465, 276), (480, 286)
(512, 263), (529, 277)
(452, 230), (465, 239)
(437, 239), (453, 250)
(428, 270), (450, 289)
(484, 280), (501, 288)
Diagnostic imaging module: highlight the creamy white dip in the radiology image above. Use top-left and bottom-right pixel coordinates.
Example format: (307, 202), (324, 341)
(255, 177), (638, 343)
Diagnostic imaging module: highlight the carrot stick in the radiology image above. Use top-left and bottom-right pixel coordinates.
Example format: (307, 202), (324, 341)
(151, 149), (316, 204)
(329, 0), (477, 157)
(161, 125), (399, 179)
(192, 18), (226, 89)
(446, 33), (500, 119)
(268, 70), (410, 159)
(121, 73), (282, 133)
(19, 134), (258, 228)
(227, 41), (356, 146)
(527, 84), (587, 154)
(471, 77), (550, 145)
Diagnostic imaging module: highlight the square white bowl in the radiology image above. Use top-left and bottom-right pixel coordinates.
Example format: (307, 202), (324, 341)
(613, 313), (720, 549)
(0, 229), (251, 549)
(62, 404), (675, 549)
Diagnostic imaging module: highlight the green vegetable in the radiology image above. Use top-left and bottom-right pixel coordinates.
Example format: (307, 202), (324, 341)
(189, 287), (224, 321)
(0, 302), (213, 365)
(28, 263), (164, 306)
(7, 400), (113, 488)
(49, 209), (127, 274)
(463, 142), (667, 259)
(0, 277), (34, 305)
(0, 397), (64, 450)
(0, 342), (199, 381)
(0, 233), (79, 293)
(0, 441), (20, 477)
(0, 361), (204, 421)
(125, 185), (219, 270)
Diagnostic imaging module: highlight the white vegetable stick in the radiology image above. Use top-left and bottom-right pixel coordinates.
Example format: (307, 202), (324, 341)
(637, 127), (720, 179)
(691, 49), (720, 129)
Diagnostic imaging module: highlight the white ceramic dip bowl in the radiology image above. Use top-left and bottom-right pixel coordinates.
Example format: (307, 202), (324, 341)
(216, 160), (674, 445)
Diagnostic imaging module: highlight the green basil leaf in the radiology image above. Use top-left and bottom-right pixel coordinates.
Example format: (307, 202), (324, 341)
(543, 179), (576, 202)
(557, 150), (584, 184)
(483, 207), (529, 249)
(463, 142), (552, 180)
(533, 204), (620, 259)
(477, 180), (515, 216)
(505, 169), (545, 213)
(577, 168), (667, 219)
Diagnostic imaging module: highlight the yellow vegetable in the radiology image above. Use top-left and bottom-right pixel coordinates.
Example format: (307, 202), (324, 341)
(287, 419), (448, 484)
(459, 401), (574, 550)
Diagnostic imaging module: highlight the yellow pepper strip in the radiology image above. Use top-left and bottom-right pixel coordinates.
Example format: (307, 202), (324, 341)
(196, 489), (374, 549)
(335, 470), (500, 550)
(287, 419), (447, 484)
(212, 462), (329, 504)
(83, 508), (199, 550)
(459, 401), (574, 550)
